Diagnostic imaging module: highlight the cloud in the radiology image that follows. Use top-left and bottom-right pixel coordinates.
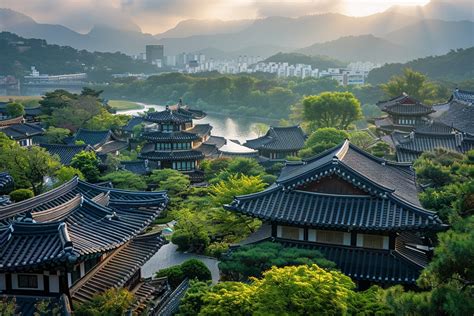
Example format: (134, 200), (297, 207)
(252, 0), (344, 18)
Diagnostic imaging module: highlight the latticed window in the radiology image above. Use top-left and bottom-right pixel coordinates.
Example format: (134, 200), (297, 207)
(18, 274), (38, 288)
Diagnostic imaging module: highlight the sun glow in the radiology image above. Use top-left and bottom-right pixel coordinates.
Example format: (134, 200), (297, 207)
(342, 0), (431, 16)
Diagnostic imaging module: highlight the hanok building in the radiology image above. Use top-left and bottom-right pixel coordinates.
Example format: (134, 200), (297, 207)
(0, 116), (44, 147)
(40, 143), (93, 166)
(244, 126), (306, 160)
(388, 89), (474, 162)
(0, 177), (170, 313)
(138, 102), (210, 175)
(375, 93), (435, 133)
(226, 141), (446, 287)
(71, 128), (128, 158)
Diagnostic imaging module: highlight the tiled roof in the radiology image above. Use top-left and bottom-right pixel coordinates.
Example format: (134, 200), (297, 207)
(244, 126), (306, 151)
(187, 124), (212, 138)
(0, 116), (24, 127)
(277, 240), (422, 284)
(0, 177), (169, 222)
(70, 232), (166, 304)
(145, 108), (193, 124)
(24, 107), (42, 117)
(436, 101), (474, 135)
(0, 172), (14, 194)
(122, 116), (145, 132)
(452, 89), (474, 104)
(96, 140), (128, 155)
(120, 160), (150, 175)
(204, 135), (226, 149)
(226, 187), (441, 231)
(0, 192), (168, 271)
(139, 150), (204, 161)
(277, 141), (421, 206)
(377, 93), (434, 116)
(0, 122), (44, 140)
(40, 143), (91, 165)
(392, 132), (474, 163)
(142, 131), (200, 142)
(196, 143), (219, 157)
(414, 121), (454, 135)
(73, 129), (112, 148)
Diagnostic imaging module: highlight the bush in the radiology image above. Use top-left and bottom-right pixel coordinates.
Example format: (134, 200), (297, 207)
(171, 230), (192, 251)
(75, 288), (134, 316)
(205, 242), (229, 259)
(181, 259), (212, 282)
(156, 265), (185, 288)
(156, 259), (212, 289)
(9, 188), (34, 202)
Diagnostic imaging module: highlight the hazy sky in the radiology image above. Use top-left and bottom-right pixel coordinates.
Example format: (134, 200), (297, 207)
(3, 0), (434, 34)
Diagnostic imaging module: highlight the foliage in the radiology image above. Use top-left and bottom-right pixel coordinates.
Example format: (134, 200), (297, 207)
(70, 151), (101, 182)
(155, 259), (212, 289)
(380, 68), (438, 103)
(0, 135), (61, 194)
(5, 102), (24, 118)
(54, 166), (84, 185)
(302, 92), (362, 130)
(9, 188), (34, 202)
(43, 127), (70, 144)
(75, 288), (134, 316)
(219, 242), (336, 281)
(171, 227), (210, 253)
(34, 299), (61, 316)
(367, 47), (474, 84)
(100, 171), (147, 190)
(187, 264), (359, 315)
(148, 169), (190, 196)
(177, 280), (212, 316)
(82, 109), (130, 131)
(348, 130), (375, 150)
(210, 158), (267, 184)
(369, 141), (392, 158)
(0, 296), (16, 316)
(384, 285), (434, 315)
(300, 128), (348, 158)
(251, 123), (269, 137)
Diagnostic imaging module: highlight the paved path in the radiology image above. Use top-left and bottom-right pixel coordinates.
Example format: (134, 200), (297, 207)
(142, 243), (220, 284)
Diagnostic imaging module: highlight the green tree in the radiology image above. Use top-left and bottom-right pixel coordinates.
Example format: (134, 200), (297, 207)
(43, 127), (71, 144)
(83, 109), (129, 131)
(54, 166), (84, 186)
(148, 169), (190, 196)
(0, 138), (61, 194)
(300, 128), (348, 158)
(348, 130), (374, 150)
(5, 102), (25, 118)
(302, 92), (362, 130)
(219, 242), (336, 281)
(71, 151), (101, 182)
(100, 171), (147, 190)
(178, 280), (212, 316)
(75, 288), (134, 316)
(0, 297), (16, 316)
(381, 68), (437, 103)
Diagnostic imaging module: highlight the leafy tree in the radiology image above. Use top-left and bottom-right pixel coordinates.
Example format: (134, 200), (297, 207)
(348, 130), (374, 150)
(100, 171), (147, 190)
(148, 169), (190, 196)
(219, 242), (336, 281)
(155, 259), (212, 289)
(39, 89), (77, 115)
(83, 109), (129, 131)
(200, 281), (254, 316)
(156, 265), (185, 288)
(384, 285), (434, 315)
(5, 102), (24, 118)
(178, 280), (212, 316)
(172, 209), (210, 252)
(0, 138), (61, 194)
(54, 166), (84, 185)
(75, 288), (134, 316)
(300, 128), (348, 158)
(201, 158), (231, 180)
(43, 127), (71, 144)
(369, 141), (392, 158)
(251, 123), (269, 137)
(302, 92), (362, 130)
(71, 151), (101, 183)
(381, 68), (437, 103)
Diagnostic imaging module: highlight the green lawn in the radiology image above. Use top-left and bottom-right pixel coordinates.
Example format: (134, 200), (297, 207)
(0, 96), (41, 108)
(108, 100), (144, 111)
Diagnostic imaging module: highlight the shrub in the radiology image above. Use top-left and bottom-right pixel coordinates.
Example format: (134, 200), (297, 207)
(75, 288), (134, 316)
(9, 189), (34, 202)
(156, 266), (185, 288)
(205, 242), (229, 259)
(171, 230), (192, 251)
(181, 259), (212, 282)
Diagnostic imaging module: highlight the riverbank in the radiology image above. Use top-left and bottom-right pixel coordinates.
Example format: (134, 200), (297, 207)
(108, 99), (144, 111)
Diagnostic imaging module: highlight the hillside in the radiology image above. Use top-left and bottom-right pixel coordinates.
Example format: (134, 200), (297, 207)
(265, 53), (345, 69)
(296, 35), (409, 63)
(0, 32), (153, 81)
(367, 47), (474, 84)
(0, 8), (160, 55)
(155, 19), (253, 38)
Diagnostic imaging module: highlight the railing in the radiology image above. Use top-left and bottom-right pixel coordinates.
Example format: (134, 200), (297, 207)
(153, 278), (190, 316)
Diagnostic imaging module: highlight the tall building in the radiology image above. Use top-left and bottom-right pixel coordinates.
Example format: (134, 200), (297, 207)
(146, 45), (164, 64)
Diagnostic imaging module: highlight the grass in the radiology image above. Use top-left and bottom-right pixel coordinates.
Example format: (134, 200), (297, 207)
(108, 100), (144, 111)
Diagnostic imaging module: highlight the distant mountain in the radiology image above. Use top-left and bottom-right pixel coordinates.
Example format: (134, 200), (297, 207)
(384, 20), (474, 56)
(367, 47), (474, 84)
(265, 52), (345, 69)
(0, 8), (160, 55)
(387, 0), (474, 22)
(297, 35), (408, 63)
(156, 19), (253, 39)
(0, 32), (153, 81)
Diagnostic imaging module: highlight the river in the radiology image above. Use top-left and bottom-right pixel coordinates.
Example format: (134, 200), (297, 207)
(119, 103), (279, 142)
